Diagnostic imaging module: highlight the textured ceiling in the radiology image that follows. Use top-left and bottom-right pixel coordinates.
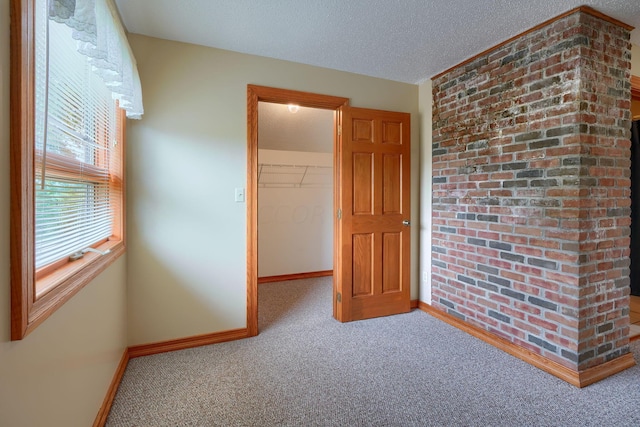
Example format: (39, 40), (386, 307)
(114, 0), (640, 84)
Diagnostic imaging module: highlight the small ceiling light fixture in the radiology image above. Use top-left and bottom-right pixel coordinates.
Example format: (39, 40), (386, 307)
(287, 104), (300, 113)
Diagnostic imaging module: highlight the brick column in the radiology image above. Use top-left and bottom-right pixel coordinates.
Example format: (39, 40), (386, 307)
(431, 7), (634, 382)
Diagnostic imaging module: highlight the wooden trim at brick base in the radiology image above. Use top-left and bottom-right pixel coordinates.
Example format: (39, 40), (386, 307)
(258, 270), (333, 284)
(93, 349), (129, 427)
(418, 302), (636, 387)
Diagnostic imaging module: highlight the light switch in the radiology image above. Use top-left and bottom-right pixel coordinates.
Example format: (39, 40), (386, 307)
(235, 187), (245, 202)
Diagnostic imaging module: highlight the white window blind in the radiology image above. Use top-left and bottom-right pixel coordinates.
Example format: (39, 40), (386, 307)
(34, 1), (121, 269)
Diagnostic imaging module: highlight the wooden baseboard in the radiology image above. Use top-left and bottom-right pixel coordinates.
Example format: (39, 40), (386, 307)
(93, 349), (129, 427)
(578, 352), (636, 387)
(95, 328), (250, 423)
(258, 270), (333, 284)
(128, 328), (249, 358)
(410, 299), (418, 309)
(418, 302), (636, 387)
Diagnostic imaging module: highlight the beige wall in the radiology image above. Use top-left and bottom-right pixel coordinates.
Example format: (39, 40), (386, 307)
(0, 0), (128, 425)
(418, 80), (433, 304)
(126, 34), (420, 345)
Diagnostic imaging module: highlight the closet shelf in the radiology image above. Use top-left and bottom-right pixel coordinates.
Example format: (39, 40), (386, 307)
(258, 163), (332, 188)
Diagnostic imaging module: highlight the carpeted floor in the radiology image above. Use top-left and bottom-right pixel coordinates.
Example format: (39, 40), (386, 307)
(107, 277), (640, 426)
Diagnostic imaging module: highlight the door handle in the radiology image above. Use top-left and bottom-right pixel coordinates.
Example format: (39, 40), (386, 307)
(403, 220), (410, 226)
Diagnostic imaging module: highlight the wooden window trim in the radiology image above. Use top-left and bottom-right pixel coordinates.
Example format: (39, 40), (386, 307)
(10, 0), (126, 340)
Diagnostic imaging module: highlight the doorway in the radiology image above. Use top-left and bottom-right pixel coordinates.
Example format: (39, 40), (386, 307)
(628, 75), (640, 340)
(256, 102), (334, 321)
(247, 86), (412, 335)
(630, 76), (640, 298)
(631, 120), (640, 297)
(246, 86), (349, 337)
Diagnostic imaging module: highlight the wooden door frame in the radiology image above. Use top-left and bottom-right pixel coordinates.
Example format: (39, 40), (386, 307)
(246, 85), (349, 336)
(633, 75), (640, 120)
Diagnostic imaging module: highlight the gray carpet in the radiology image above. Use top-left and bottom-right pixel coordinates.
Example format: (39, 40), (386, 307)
(107, 277), (640, 426)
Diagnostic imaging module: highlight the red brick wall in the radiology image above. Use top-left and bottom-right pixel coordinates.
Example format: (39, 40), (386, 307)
(431, 10), (632, 370)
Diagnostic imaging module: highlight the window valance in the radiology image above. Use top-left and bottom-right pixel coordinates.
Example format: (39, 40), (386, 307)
(49, 0), (144, 119)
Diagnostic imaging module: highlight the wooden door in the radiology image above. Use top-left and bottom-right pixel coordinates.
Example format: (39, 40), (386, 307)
(334, 107), (411, 322)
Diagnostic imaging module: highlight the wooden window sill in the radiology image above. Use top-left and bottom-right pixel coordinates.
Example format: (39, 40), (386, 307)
(36, 240), (124, 298)
(19, 241), (126, 339)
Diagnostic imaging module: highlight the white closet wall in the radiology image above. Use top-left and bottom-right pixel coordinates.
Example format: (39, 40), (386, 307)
(258, 149), (333, 277)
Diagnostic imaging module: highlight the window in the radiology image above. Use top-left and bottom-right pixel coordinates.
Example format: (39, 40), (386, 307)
(11, 0), (141, 340)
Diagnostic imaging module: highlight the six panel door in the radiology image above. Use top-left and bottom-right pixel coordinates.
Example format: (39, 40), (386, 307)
(335, 107), (411, 322)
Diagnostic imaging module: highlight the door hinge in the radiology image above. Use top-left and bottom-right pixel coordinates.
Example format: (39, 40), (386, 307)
(337, 292), (342, 303)
(337, 208), (342, 220)
(337, 125), (342, 136)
